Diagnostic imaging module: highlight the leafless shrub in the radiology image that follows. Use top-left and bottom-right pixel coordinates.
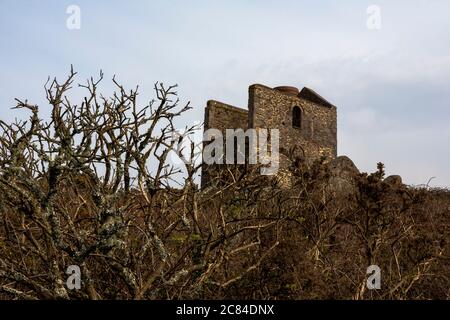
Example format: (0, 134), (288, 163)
(0, 69), (448, 300)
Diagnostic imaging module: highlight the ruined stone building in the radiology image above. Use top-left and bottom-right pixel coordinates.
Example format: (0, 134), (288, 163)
(201, 84), (337, 187)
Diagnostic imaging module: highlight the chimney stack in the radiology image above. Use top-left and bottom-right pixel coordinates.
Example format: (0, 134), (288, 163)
(274, 86), (299, 96)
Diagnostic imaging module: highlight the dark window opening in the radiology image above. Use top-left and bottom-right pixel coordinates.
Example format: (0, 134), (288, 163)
(292, 106), (302, 128)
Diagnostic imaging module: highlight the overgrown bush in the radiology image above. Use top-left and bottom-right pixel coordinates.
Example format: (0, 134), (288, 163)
(0, 70), (448, 299)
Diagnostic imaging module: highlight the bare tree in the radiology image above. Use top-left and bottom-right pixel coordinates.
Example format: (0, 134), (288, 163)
(0, 68), (285, 299)
(0, 69), (447, 300)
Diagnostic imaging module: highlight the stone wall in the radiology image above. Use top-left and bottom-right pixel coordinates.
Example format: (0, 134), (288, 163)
(201, 100), (248, 187)
(202, 84), (337, 187)
(204, 100), (248, 131)
(248, 84), (336, 167)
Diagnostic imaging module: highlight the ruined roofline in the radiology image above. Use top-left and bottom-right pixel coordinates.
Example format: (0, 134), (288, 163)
(249, 83), (336, 109)
(298, 87), (336, 108)
(206, 100), (248, 114)
(206, 85), (336, 115)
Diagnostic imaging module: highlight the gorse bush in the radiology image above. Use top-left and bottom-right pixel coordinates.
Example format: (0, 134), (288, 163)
(0, 70), (448, 299)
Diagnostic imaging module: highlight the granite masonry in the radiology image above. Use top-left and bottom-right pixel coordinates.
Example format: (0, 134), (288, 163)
(201, 84), (337, 187)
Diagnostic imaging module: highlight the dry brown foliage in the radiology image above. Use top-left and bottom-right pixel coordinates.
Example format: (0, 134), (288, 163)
(0, 70), (448, 299)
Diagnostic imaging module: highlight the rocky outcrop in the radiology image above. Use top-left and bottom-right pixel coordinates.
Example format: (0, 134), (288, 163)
(327, 156), (359, 196)
(384, 175), (402, 186)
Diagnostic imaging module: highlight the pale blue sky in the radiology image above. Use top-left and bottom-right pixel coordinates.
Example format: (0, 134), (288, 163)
(1, 1), (450, 186)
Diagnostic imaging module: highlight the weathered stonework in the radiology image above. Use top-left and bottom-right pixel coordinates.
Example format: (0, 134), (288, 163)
(204, 100), (248, 132)
(201, 84), (337, 187)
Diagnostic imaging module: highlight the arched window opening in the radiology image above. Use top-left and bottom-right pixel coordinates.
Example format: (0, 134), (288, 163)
(292, 106), (302, 128)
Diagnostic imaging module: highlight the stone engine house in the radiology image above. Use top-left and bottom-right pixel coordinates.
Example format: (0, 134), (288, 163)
(201, 84), (337, 186)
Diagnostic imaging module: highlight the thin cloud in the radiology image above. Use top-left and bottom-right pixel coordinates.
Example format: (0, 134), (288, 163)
(0, 0), (449, 186)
